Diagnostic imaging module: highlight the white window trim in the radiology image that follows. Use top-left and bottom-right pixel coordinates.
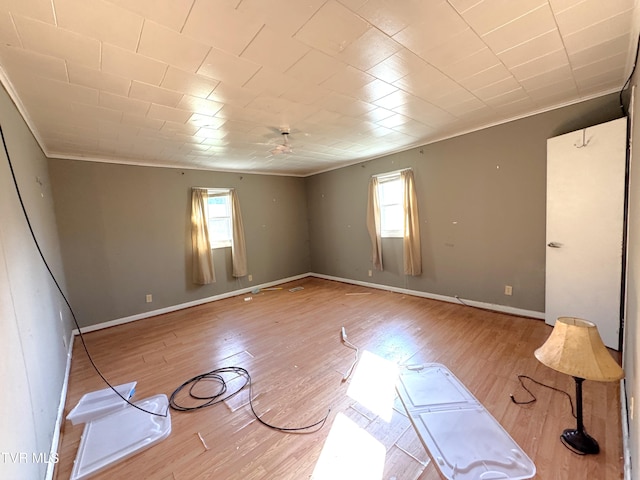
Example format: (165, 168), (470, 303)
(205, 188), (232, 249)
(375, 172), (404, 238)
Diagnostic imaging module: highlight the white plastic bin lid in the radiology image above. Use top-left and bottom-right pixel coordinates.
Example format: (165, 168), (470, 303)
(70, 393), (171, 480)
(67, 382), (136, 425)
(397, 364), (535, 480)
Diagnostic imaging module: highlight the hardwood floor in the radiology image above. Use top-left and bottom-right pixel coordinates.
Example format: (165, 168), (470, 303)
(54, 277), (624, 479)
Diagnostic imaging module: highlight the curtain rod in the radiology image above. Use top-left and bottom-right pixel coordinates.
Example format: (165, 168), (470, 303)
(372, 167), (411, 179)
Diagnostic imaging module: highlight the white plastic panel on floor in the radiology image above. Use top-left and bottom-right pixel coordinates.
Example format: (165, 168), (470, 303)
(66, 382), (137, 425)
(70, 394), (171, 480)
(397, 364), (535, 480)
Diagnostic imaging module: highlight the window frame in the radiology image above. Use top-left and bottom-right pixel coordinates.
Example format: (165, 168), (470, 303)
(376, 172), (404, 238)
(205, 189), (233, 249)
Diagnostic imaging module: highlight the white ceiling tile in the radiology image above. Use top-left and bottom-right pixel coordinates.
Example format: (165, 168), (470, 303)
(161, 67), (219, 99)
(457, 64), (513, 91)
(70, 101), (124, 123)
(361, 107), (396, 122)
(498, 29), (565, 69)
(447, 0), (483, 14)
(197, 47), (261, 85)
(0, 45), (67, 81)
(13, 15), (100, 69)
(285, 49), (345, 85)
(3, 0), (55, 24)
(554, 0), (634, 36)
(121, 112), (164, 130)
(392, 2), (469, 54)
(294, 0), (370, 56)
(353, 79), (398, 103)
(335, 27), (402, 71)
(208, 83), (258, 108)
(472, 76), (522, 101)
(440, 48), (501, 79)
(240, 26), (310, 73)
(104, 0), (194, 32)
(280, 82), (329, 105)
(318, 92), (377, 116)
(237, 0), (324, 37)
(183, 0), (263, 56)
(243, 68), (297, 97)
(418, 28), (486, 69)
(177, 95), (224, 116)
(0, 13), (21, 46)
(68, 63), (131, 96)
(188, 113), (226, 129)
(99, 91), (149, 115)
(101, 44), (168, 86)
(129, 81), (183, 107)
(481, 4), (558, 54)
(321, 65), (375, 97)
(572, 53), (627, 84)
(54, 0), (144, 51)
(138, 21), (210, 73)
(526, 76), (578, 103)
(460, 0), (547, 36)
(509, 49), (569, 82)
(373, 89), (411, 110)
(147, 103), (193, 123)
(562, 12), (634, 54)
(569, 33), (630, 69)
(356, 0), (414, 36)
(519, 64), (576, 92)
(366, 53), (410, 84)
(482, 86), (530, 108)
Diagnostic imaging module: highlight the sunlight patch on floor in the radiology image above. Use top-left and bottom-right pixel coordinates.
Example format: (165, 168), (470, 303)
(311, 412), (386, 480)
(347, 350), (398, 422)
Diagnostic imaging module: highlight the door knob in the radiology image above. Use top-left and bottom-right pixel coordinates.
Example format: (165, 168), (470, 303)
(547, 242), (562, 248)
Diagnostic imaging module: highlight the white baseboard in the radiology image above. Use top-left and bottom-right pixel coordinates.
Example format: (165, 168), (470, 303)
(74, 272), (544, 336)
(46, 331), (74, 480)
(310, 273), (545, 320)
(72, 273), (311, 335)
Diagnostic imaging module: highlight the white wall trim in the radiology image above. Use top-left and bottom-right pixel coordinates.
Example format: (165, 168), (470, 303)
(72, 273), (310, 335)
(74, 272), (544, 335)
(46, 331), (74, 480)
(310, 273), (545, 320)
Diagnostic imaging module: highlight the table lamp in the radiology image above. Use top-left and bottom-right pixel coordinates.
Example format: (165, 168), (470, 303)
(534, 317), (624, 455)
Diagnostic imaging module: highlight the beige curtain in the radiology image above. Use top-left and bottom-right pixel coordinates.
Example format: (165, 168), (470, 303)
(401, 170), (422, 276)
(191, 187), (215, 285)
(230, 189), (248, 277)
(366, 176), (383, 271)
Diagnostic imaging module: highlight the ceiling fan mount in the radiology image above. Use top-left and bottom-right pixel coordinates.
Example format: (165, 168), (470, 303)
(270, 128), (293, 155)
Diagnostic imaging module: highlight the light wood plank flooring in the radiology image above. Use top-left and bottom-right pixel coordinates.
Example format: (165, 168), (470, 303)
(54, 277), (623, 479)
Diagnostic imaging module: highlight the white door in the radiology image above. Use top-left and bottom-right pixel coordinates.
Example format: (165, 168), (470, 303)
(546, 117), (627, 350)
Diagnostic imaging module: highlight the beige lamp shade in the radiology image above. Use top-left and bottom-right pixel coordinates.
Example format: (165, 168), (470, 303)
(535, 317), (624, 382)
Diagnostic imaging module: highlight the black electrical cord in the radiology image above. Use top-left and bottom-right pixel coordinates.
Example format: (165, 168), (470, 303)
(169, 366), (331, 433)
(620, 34), (640, 116)
(0, 124), (167, 418)
(510, 374), (576, 419)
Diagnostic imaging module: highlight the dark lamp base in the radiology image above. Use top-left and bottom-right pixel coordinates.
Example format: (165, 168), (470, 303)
(561, 428), (600, 455)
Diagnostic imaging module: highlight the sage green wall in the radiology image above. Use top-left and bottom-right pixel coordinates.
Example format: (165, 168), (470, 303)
(306, 93), (623, 313)
(0, 85), (72, 478)
(48, 161), (310, 327)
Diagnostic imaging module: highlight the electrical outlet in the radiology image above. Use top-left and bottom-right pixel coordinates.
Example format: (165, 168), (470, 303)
(248, 274), (253, 281)
(146, 294), (153, 303)
(368, 270), (372, 277)
(504, 285), (513, 296)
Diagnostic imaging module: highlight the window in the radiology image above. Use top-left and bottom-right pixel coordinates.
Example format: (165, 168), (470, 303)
(206, 189), (232, 248)
(377, 174), (403, 237)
